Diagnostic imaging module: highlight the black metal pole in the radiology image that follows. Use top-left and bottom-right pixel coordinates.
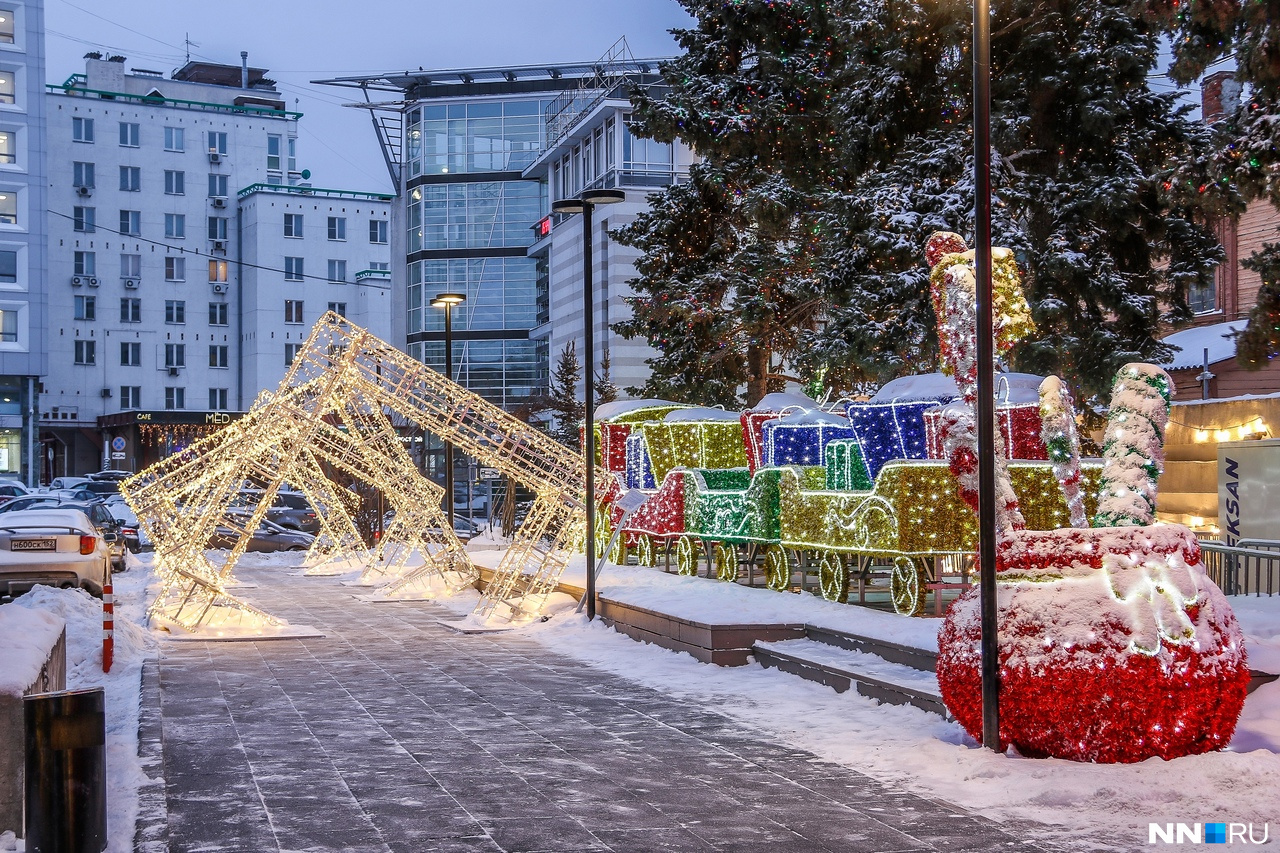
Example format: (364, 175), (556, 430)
(444, 303), (455, 532)
(583, 202), (597, 621)
(974, 0), (1001, 752)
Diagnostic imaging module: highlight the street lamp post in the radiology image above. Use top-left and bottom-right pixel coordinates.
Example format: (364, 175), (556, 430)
(551, 188), (625, 621)
(973, 0), (1001, 751)
(432, 292), (466, 531)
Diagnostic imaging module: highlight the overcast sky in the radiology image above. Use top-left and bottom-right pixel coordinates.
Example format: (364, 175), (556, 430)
(44, 0), (694, 193)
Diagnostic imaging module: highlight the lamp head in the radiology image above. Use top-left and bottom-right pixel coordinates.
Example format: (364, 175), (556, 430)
(431, 292), (466, 308)
(551, 198), (585, 215)
(581, 189), (626, 206)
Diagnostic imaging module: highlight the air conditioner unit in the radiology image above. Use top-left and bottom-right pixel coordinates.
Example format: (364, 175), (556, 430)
(122, 278), (138, 289)
(71, 275), (83, 286)
(211, 197), (227, 209)
(212, 240), (227, 253)
(75, 185), (92, 197)
(208, 151), (222, 164)
(86, 277), (100, 287)
(100, 388), (112, 398)
(211, 283), (228, 294)
(167, 366), (180, 377)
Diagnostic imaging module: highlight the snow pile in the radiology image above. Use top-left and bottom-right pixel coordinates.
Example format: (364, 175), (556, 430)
(0, 606), (65, 697)
(10, 560), (158, 853)
(594, 399), (685, 421)
(938, 525), (1250, 763)
(870, 372), (960, 402)
(663, 406), (741, 422)
(745, 392), (819, 413)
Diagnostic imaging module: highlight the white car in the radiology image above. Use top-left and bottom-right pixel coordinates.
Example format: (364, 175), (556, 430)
(0, 508), (114, 598)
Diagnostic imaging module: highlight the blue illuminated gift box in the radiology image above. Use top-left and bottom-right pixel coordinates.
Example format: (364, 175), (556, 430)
(625, 432), (656, 490)
(761, 410), (858, 468)
(845, 373), (959, 480)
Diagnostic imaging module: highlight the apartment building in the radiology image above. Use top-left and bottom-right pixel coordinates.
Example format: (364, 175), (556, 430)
(0, 0), (46, 485)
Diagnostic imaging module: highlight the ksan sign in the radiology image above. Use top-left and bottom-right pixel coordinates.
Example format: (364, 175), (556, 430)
(1217, 439), (1280, 544)
(1149, 823), (1270, 845)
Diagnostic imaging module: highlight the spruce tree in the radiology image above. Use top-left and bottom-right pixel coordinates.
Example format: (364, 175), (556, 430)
(546, 342), (584, 448)
(1237, 245), (1280, 369)
(594, 348), (620, 405)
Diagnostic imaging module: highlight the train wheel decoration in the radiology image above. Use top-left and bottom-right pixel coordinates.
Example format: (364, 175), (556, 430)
(890, 557), (926, 617)
(819, 551), (849, 603)
(764, 544), (791, 591)
(675, 537), (698, 576)
(714, 543), (739, 582)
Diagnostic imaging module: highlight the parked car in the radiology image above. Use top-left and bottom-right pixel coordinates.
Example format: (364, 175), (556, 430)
(87, 470), (133, 482)
(82, 481), (121, 500)
(0, 496), (127, 571)
(105, 504), (150, 554)
(0, 483), (30, 505)
(230, 490), (320, 534)
(49, 477), (91, 491)
(0, 508), (114, 598)
(206, 517), (315, 552)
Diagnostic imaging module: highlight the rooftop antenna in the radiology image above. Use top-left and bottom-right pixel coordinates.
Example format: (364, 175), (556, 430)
(184, 33), (199, 64)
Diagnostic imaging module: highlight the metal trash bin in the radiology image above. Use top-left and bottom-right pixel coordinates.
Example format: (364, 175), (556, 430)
(24, 688), (106, 853)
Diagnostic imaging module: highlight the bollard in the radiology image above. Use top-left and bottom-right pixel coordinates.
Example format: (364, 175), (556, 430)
(101, 584), (113, 674)
(24, 688), (106, 853)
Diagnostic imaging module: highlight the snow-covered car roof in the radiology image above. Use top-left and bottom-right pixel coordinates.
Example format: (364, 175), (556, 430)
(0, 508), (95, 532)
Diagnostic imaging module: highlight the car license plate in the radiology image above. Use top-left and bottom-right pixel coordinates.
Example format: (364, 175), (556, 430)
(11, 538), (57, 551)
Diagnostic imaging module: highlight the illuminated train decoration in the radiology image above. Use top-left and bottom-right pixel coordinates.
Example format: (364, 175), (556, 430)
(596, 374), (1094, 616)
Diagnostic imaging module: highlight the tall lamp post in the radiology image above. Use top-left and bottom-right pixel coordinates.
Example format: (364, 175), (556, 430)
(973, 0), (1001, 751)
(432, 292), (466, 531)
(551, 188), (625, 621)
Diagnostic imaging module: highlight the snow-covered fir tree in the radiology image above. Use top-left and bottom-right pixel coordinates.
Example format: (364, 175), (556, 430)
(546, 342), (584, 449)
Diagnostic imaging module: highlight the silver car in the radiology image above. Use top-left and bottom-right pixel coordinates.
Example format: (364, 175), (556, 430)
(0, 508), (114, 598)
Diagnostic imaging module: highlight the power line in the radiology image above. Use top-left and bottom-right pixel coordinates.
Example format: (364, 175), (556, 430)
(49, 208), (391, 289)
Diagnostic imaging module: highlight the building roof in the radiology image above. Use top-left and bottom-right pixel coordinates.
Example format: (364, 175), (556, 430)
(173, 61), (270, 88)
(314, 59), (664, 95)
(1158, 320), (1246, 370)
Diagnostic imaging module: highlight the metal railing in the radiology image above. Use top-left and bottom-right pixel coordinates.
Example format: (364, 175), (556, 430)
(1200, 540), (1280, 596)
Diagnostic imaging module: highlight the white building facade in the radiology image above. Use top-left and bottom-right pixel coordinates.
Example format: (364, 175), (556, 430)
(43, 57), (389, 477)
(0, 0), (47, 485)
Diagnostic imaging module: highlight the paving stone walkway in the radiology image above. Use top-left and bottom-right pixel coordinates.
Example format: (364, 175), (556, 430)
(141, 564), (1058, 853)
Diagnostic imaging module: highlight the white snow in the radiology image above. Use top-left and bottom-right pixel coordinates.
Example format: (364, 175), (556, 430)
(769, 408), (850, 426)
(662, 406), (742, 422)
(0, 606), (65, 697)
(745, 392), (820, 412)
(871, 372), (960, 401)
(1158, 320), (1247, 370)
(594, 398), (687, 421)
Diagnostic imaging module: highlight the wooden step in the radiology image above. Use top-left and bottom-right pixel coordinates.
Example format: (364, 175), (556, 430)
(804, 624), (938, 673)
(754, 637), (949, 718)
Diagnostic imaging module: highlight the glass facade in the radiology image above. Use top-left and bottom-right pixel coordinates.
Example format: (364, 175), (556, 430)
(404, 95), (553, 413)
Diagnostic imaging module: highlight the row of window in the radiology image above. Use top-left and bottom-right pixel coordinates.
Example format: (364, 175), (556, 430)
(113, 386), (230, 412)
(71, 295), (344, 326)
(76, 339), (322, 373)
(72, 162), (229, 195)
(283, 214), (388, 243)
(74, 207), (226, 240)
(71, 121), (293, 168)
(70, 251), (229, 281)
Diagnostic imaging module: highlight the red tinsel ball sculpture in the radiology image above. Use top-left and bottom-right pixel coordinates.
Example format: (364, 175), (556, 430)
(937, 524), (1250, 763)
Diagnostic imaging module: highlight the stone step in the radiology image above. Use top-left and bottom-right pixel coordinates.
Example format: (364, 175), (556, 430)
(754, 637), (949, 718)
(803, 623), (938, 673)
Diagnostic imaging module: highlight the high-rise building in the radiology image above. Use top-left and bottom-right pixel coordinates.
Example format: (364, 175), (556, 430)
(0, 0), (47, 485)
(43, 56), (389, 477)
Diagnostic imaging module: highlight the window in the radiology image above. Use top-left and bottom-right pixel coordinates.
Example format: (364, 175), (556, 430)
(0, 307), (13, 341)
(0, 12), (14, 45)
(164, 300), (185, 324)
(0, 130), (12, 163)
(164, 343), (185, 368)
(164, 170), (184, 195)
(327, 301), (347, 317)
(208, 260), (227, 282)
(267, 134), (282, 171)
(284, 213), (303, 238)
(0, 248), (12, 283)
(164, 126), (184, 152)
(284, 300), (303, 324)
(284, 257), (304, 281)
(328, 217), (346, 240)
(369, 219), (388, 244)
(207, 217), (227, 240)
(285, 343), (303, 366)
(327, 260), (347, 283)
(73, 162), (94, 188)
(120, 253), (141, 278)
(207, 131), (227, 156)
(74, 295), (95, 321)
(119, 209), (140, 236)
(0, 71), (13, 105)
(164, 213), (185, 239)
(73, 206), (95, 233)
(209, 388), (228, 410)
(120, 386), (142, 409)
(119, 298), (141, 323)
(164, 387), (185, 410)
(119, 166), (140, 192)
(369, 261), (389, 272)
(208, 174), (227, 198)
(0, 191), (13, 225)
(73, 251), (95, 276)
(1189, 279), (1217, 314)
(119, 341), (141, 366)
(74, 339), (96, 365)
(165, 257), (185, 282)
(209, 345), (228, 368)
(208, 302), (228, 325)
(288, 137), (297, 173)
(118, 122), (139, 147)
(72, 117), (95, 143)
